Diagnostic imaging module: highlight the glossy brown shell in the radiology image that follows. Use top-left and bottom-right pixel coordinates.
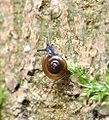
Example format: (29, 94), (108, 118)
(42, 55), (67, 80)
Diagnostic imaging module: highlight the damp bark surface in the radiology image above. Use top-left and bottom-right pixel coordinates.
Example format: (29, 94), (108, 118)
(0, 0), (109, 120)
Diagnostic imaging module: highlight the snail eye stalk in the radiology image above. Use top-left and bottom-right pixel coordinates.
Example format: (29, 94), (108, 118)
(37, 36), (57, 56)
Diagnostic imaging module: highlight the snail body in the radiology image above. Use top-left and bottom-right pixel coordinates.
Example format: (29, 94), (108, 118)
(37, 36), (67, 80)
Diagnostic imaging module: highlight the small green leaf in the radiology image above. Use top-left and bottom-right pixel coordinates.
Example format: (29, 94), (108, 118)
(104, 70), (109, 85)
(93, 73), (100, 83)
(0, 88), (5, 109)
(90, 95), (100, 101)
(67, 60), (77, 73)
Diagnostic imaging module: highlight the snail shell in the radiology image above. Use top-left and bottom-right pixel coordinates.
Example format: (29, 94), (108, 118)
(42, 55), (67, 80)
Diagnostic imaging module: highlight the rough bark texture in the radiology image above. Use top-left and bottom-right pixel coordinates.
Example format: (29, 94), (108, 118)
(0, 0), (109, 120)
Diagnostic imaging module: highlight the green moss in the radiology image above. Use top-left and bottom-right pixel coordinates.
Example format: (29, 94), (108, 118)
(67, 60), (109, 104)
(67, 60), (89, 85)
(0, 87), (5, 118)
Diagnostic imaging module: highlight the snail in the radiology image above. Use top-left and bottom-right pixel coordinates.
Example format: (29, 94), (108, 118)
(37, 36), (67, 80)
